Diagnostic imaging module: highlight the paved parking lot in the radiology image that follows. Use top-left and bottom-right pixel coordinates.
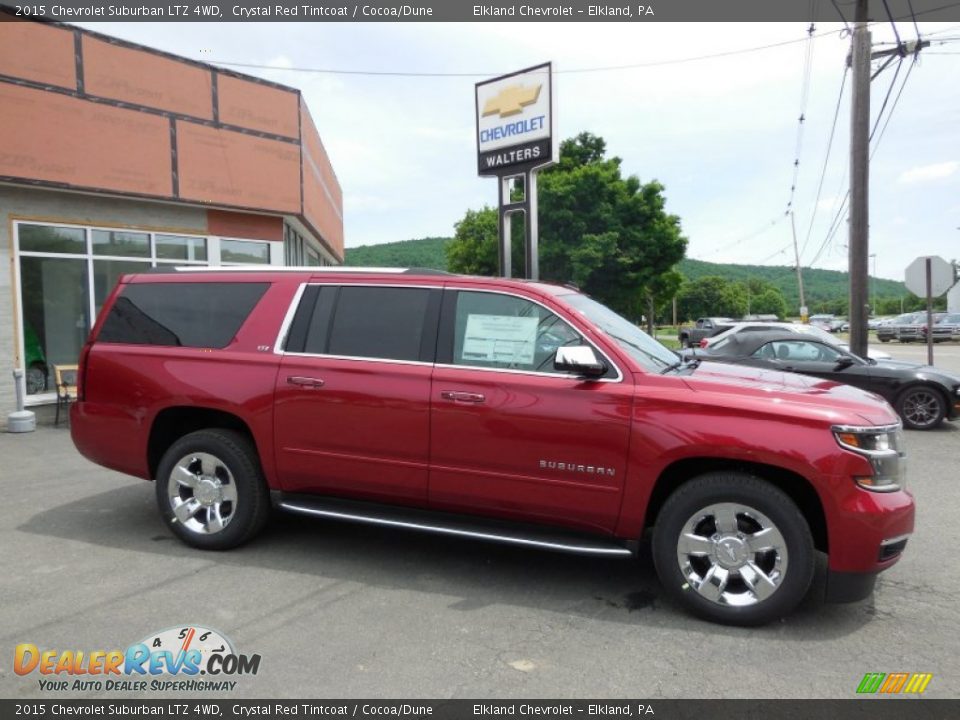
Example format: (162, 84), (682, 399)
(2, 344), (958, 700)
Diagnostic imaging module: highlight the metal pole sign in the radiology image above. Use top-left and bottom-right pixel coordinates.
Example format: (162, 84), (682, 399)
(475, 62), (556, 280)
(905, 255), (953, 366)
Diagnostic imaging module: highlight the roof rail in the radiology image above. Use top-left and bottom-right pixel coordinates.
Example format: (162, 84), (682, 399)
(153, 265), (453, 274)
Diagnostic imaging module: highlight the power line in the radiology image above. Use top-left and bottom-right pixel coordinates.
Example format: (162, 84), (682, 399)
(759, 242), (794, 264)
(704, 216), (785, 257)
(870, 54), (918, 159)
(869, 56), (903, 140)
(808, 191), (849, 267)
(785, 21), (818, 215)
(800, 64), (848, 260)
(210, 27), (854, 78)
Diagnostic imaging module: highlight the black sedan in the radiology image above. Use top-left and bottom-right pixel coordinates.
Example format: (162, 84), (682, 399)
(694, 331), (960, 430)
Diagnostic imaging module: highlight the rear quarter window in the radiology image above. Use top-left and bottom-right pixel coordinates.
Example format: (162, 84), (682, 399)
(97, 282), (269, 348)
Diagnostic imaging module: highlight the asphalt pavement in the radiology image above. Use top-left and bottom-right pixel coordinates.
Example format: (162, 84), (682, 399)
(1, 345), (957, 700)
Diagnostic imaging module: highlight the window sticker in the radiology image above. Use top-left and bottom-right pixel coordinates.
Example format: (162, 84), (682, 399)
(462, 314), (538, 365)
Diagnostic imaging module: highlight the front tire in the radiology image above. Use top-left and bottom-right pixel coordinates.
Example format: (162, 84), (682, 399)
(896, 386), (946, 430)
(26, 363), (47, 394)
(652, 472), (815, 626)
(155, 429), (270, 550)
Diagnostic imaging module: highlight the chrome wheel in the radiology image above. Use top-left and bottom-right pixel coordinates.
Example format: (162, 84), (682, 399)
(167, 452), (238, 535)
(676, 502), (788, 608)
(900, 389), (942, 429)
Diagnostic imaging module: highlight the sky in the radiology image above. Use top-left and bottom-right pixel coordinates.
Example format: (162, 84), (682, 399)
(78, 20), (960, 282)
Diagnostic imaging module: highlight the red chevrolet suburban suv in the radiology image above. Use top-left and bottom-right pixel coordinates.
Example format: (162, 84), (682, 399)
(71, 268), (914, 625)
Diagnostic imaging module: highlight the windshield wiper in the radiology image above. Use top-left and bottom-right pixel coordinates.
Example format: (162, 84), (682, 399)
(660, 356), (702, 374)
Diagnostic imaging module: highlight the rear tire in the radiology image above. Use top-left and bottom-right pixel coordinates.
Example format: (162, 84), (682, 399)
(652, 472), (815, 626)
(680, 336), (690, 349)
(155, 429), (270, 550)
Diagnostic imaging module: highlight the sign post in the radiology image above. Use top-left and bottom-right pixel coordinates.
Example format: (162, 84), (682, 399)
(476, 62), (555, 280)
(904, 255), (953, 366)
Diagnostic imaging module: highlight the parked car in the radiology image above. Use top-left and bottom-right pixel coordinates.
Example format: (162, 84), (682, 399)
(71, 268), (915, 626)
(809, 314), (844, 333)
(677, 317), (736, 348)
(898, 312), (948, 343)
(697, 331), (960, 430)
(699, 321), (893, 360)
(876, 312), (924, 343)
(933, 313), (960, 342)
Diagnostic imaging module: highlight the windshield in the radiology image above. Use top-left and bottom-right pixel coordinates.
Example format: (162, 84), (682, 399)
(561, 292), (678, 372)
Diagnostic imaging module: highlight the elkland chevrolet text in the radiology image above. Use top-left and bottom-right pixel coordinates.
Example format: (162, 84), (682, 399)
(71, 268), (914, 625)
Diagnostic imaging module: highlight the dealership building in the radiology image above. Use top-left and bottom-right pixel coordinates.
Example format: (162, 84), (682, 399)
(0, 13), (344, 416)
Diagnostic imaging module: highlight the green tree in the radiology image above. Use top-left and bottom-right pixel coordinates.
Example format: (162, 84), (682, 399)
(677, 276), (748, 320)
(749, 288), (789, 318)
(446, 208), (499, 276)
(734, 279), (789, 318)
(446, 133), (687, 318)
(643, 269), (684, 333)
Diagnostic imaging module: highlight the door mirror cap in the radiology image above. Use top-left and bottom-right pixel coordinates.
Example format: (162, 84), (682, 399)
(554, 346), (606, 378)
(835, 356), (856, 369)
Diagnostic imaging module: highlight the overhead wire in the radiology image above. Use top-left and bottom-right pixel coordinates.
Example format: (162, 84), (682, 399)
(799, 64), (848, 260)
(870, 53), (918, 159)
(808, 41), (919, 269)
(210, 25), (858, 78)
(869, 56), (904, 141)
(785, 19), (818, 215)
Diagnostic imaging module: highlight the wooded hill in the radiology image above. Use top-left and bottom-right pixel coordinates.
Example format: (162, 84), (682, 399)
(343, 237), (910, 308)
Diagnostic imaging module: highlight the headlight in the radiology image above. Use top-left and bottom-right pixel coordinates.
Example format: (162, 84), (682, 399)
(832, 424), (906, 492)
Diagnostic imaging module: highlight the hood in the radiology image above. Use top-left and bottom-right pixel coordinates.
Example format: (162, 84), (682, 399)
(873, 360), (960, 383)
(681, 361), (898, 426)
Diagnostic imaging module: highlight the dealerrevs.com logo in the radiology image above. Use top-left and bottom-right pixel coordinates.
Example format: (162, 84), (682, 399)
(14, 625), (261, 692)
(856, 672), (933, 695)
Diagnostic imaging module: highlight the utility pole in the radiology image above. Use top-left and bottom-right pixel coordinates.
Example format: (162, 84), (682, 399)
(848, 0), (871, 358)
(790, 211), (807, 321)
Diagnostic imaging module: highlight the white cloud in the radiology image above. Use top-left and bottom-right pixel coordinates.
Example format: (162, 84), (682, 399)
(898, 161), (959, 185)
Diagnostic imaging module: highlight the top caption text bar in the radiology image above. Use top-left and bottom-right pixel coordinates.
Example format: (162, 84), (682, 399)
(1, 0), (959, 22)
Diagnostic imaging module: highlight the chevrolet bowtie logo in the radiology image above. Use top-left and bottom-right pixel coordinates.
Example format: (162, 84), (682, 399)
(483, 83), (542, 118)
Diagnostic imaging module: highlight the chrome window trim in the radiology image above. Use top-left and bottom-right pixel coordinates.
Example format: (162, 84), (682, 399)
(172, 265), (410, 273)
(273, 282), (441, 362)
(271, 282), (624, 382)
(445, 286), (624, 383)
(273, 282), (308, 355)
(282, 352), (434, 368)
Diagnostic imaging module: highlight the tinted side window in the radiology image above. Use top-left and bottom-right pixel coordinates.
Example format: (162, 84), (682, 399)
(452, 291), (582, 373)
(98, 282), (268, 348)
(326, 287), (431, 362)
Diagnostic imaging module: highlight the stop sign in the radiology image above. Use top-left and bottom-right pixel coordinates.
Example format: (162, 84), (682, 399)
(905, 256), (955, 297)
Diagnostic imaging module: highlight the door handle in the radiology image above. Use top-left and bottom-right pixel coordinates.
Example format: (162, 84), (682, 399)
(287, 376), (325, 389)
(441, 390), (485, 404)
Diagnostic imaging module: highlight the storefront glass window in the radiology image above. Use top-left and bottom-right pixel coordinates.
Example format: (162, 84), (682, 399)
(15, 222), (285, 401)
(19, 256), (91, 395)
(19, 225), (86, 254)
(92, 230), (150, 257)
(221, 239), (270, 264)
(156, 234), (208, 262)
(93, 260), (152, 315)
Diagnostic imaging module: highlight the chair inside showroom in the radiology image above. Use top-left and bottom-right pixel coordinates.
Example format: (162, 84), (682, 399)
(53, 364), (78, 427)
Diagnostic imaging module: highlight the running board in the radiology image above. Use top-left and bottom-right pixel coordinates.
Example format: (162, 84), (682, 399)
(276, 494), (634, 557)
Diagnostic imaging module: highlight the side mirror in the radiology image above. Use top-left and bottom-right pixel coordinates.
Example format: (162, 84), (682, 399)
(835, 356), (855, 370)
(554, 346), (606, 378)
